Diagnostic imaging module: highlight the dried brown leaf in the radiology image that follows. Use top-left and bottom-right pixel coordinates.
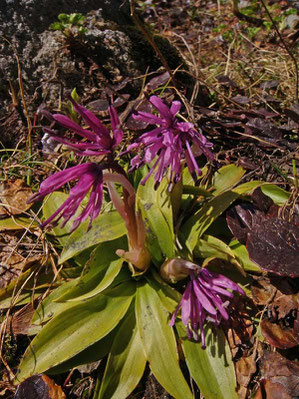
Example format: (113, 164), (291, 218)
(14, 375), (66, 399)
(0, 180), (33, 217)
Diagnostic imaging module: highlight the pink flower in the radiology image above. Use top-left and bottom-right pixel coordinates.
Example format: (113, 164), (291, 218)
(42, 97), (123, 156)
(29, 163), (104, 231)
(169, 267), (245, 348)
(125, 96), (213, 189)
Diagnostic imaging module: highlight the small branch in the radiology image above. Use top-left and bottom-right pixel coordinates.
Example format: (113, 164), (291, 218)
(232, 0), (264, 26)
(129, 0), (175, 83)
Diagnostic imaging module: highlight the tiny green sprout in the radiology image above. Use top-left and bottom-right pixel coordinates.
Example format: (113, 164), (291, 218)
(50, 13), (87, 38)
(64, 88), (80, 123)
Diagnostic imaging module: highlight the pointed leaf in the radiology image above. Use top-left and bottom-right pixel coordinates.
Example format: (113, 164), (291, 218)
(182, 191), (240, 251)
(98, 305), (147, 399)
(229, 240), (261, 272)
(195, 235), (244, 274)
(182, 182), (264, 251)
(43, 192), (76, 246)
(0, 217), (38, 231)
(29, 279), (80, 334)
(137, 175), (175, 261)
(212, 164), (245, 195)
(16, 282), (135, 382)
(136, 282), (193, 399)
(47, 329), (117, 375)
(177, 323), (238, 399)
(57, 238), (127, 301)
(59, 211), (127, 263)
(261, 184), (290, 206)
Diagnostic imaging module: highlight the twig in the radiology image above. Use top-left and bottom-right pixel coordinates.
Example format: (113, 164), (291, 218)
(1, 36), (33, 184)
(259, 0), (298, 101)
(129, 0), (176, 84)
(232, 0), (264, 26)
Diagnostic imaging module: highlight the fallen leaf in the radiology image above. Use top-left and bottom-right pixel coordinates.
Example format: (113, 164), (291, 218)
(8, 302), (36, 335)
(259, 351), (299, 397)
(236, 354), (257, 392)
(285, 103), (299, 124)
(254, 379), (292, 399)
(14, 375), (66, 399)
(260, 80), (279, 90)
(261, 319), (298, 349)
(0, 180), (33, 217)
(247, 218), (299, 277)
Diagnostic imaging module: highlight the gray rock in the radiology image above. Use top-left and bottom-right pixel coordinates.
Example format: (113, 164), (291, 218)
(0, 0), (185, 116)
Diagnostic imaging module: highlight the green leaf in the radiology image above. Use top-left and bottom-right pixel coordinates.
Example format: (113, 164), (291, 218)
(16, 282), (135, 382)
(232, 180), (263, 195)
(47, 329), (117, 375)
(195, 235), (243, 273)
(43, 192), (76, 246)
(69, 13), (85, 25)
(57, 238), (127, 301)
(0, 217), (38, 231)
(137, 175), (175, 261)
(50, 22), (63, 31)
(177, 323), (238, 399)
(212, 164), (245, 195)
(136, 282), (193, 399)
(183, 185), (212, 197)
(59, 211), (127, 264)
(182, 182), (264, 252)
(261, 184), (290, 206)
(70, 87), (80, 103)
(58, 13), (70, 23)
(98, 305), (147, 399)
(0, 266), (55, 309)
(182, 191), (240, 251)
(147, 270), (181, 313)
(229, 239), (261, 273)
(29, 279), (79, 334)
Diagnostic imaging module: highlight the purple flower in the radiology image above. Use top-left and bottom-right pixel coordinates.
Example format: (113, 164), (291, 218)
(169, 267), (245, 348)
(42, 97), (123, 156)
(29, 163), (104, 231)
(125, 96), (213, 189)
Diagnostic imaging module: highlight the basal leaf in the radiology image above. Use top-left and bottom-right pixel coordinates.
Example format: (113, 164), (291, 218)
(182, 182), (264, 252)
(136, 282), (193, 399)
(29, 279), (80, 334)
(182, 191), (240, 251)
(261, 184), (290, 206)
(16, 282), (135, 382)
(43, 192), (76, 246)
(137, 175), (175, 260)
(98, 305), (147, 399)
(229, 239), (261, 273)
(0, 217), (38, 231)
(57, 238), (127, 301)
(195, 235), (244, 274)
(212, 164), (245, 195)
(47, 329), (117, 375)
(177, 323), (238, 399)
(147, 271), (181, 313)
(59, 211), (127, 264)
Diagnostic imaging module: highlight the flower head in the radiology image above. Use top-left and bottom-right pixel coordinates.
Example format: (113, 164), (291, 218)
(42, 97), (123, 156)
(29, 163), (104, 231)
(169, 264), (245, 348)
(126, 96), (213, 189)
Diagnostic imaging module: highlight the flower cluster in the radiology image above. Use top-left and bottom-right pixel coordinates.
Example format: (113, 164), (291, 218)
(33, 95), (213, 231)
(29, 98), (123, 231)
(169, 265), (245, 347)
(125, 95), (214, 189)
(42, 96), (123, 156)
